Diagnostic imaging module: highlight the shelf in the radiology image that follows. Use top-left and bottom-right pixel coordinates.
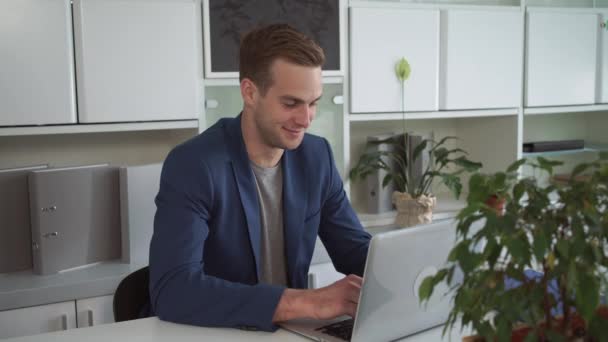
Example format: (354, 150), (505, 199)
(526, 6), (605, 13)
(524, 104), (608, 116)
(357, 195), (465, 230)
(522, 143), (608, 158)
(349, 108), (517, 122)
(350, 1), (521, 11)
(204, 75), (343, 87)
(0, 261), (144, 311)
(0, 120), (199, 137)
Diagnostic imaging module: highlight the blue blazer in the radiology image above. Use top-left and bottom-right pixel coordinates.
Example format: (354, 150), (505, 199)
(149, 115), (371, 331)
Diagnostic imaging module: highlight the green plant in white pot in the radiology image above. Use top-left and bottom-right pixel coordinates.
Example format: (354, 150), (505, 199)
(349, 57), (482, 227)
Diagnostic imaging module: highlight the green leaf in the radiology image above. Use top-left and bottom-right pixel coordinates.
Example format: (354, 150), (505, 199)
(418, 276), (435, 302)
(571, 162), (590, 178)
(575, 271), (600, 322)
(567, 261), (577, 291)
(495, 317), (510, 342)
(588, 313), (608, 340)
(513, 182), (525, 202)
(536, 157), (563, 175)
(453, 157), (483, 172)
(532, 232), (548, 262)
(507, 158), (527, 173)
(434, 147), (449, 161)
(556, 240), (569, 259)
(544, 330), (566, 342)
(487, 243), (503, 269)
(411, 139), (428, 163)
(381, 173), (392, 188)
(490, 172), (507, 190)
(523, 331), (538, 342)
(441, 174), (463, 199)
(432, 136), (457, 151)
(506, 235), (529, 263)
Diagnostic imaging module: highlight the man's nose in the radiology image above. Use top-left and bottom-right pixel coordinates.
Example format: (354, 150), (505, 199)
(294, 105), (313, 128)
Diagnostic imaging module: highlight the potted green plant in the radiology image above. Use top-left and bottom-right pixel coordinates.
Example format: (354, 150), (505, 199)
(419, 156), (608, 341)
(349, 57), (482, 227)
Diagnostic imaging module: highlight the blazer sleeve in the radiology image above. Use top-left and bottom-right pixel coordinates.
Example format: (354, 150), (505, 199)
(318, 139), (372, 277)
(149, 148), (284, 332)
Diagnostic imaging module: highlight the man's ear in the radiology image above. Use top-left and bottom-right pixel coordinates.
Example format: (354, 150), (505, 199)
(240, 78), (258, 107)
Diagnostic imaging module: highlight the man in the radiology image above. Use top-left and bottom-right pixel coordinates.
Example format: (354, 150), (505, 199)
(149, 24), (371, 332)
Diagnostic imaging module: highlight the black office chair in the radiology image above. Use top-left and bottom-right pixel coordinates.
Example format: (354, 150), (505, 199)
(113, 266), (150, 322)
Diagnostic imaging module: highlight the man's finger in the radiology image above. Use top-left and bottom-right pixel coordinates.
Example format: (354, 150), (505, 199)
(345, 301), (358, 318)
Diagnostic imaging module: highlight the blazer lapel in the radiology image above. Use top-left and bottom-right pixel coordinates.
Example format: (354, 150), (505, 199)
(282, 149), (307, 288)
(225, 115), (262, 281)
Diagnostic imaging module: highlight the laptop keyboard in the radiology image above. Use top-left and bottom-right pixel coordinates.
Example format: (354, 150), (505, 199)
(315, 318), (354, 341)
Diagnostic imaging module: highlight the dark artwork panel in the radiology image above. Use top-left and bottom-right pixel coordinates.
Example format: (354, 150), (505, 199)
(209, 0), (340, 73)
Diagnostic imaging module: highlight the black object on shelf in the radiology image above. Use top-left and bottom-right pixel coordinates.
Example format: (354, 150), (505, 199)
(522, 139), (585, 153)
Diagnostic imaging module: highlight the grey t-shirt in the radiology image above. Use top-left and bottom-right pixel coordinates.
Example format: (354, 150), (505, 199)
(250, 161), (288, 286)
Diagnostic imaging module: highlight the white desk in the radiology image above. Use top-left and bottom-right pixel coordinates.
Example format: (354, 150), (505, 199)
(4, 317), (470, 342)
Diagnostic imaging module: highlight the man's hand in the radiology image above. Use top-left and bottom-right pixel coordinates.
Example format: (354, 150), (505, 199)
(272, 274), (363, 323)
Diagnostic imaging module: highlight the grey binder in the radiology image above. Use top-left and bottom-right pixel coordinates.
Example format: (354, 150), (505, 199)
(28, 164), (121, 275)
(365, 133), (396, 214)
(119, 163), (162, 264)
(0, 165), (48, 273)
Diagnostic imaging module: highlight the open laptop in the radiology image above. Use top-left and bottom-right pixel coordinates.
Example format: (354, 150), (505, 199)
(281, 219), (463, 342)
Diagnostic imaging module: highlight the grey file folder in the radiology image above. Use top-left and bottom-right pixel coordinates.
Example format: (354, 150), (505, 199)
(28, 164), (121, 275)
(0, 165), (48, 273)
(119, 163), (162, 264)
(365, 133), (396, 214)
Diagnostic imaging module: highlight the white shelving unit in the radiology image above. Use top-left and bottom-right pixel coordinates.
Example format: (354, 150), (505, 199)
(0, 0), (204, 135)
(524, 104), (608, 115)
(0, 120), (199, 137)
(199, 0), (608, 221)
(343, 0), (608, 221)
(348, 108), (518, 121)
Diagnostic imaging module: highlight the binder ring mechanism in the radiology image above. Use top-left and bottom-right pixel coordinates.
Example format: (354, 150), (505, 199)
(41, 205), (57, 212)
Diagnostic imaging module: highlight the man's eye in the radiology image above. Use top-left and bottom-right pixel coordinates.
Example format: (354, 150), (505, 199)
(283, 102), (297, 108)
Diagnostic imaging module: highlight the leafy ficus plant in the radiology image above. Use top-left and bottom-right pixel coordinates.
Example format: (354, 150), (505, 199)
(419, 155), (608, 341)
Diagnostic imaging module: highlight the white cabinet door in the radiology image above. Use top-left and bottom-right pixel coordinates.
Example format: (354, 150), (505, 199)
(73, 0), (201, 123)
(599, 11), (608, 104)
(0, 0), (77, 126)
(350, 7), (439, 113)
(76, 295), (115, 328)
(526, 10), (598, 107)
(0, 301), (77, 339)
(441, 9), (522, 110)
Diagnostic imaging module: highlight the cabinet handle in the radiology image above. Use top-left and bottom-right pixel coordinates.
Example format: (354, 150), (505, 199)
(205, 99), (219, 109)
(87, 309), (94, 327)
(61, 314), (68, 330)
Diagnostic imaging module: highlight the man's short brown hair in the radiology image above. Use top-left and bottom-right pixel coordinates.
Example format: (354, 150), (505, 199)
(239, 24), (325, 95)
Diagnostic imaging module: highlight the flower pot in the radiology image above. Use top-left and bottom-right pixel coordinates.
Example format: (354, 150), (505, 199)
(391, 192), (436, 228)
(461, 306), (608, 342)
(485, 194), (506, 216)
